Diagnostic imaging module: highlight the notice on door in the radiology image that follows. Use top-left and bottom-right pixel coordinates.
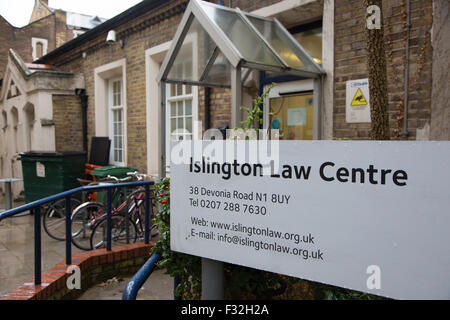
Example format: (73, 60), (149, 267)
(346, 79), (371, 123)
(287, 108), (306, 126)
(170, 140), (450, 299)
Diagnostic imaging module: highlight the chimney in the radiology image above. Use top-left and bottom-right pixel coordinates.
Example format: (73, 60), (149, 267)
(30, 0), (51, 24)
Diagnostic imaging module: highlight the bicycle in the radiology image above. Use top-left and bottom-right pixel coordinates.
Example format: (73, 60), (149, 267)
(42, 176), (106, 241)
(70, 172), (157, 250)
(42, 196), (83, 241)
(89, 172), (158, 250)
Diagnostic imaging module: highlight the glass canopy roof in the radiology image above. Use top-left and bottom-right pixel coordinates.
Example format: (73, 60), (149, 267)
(158, 0), (324, 88)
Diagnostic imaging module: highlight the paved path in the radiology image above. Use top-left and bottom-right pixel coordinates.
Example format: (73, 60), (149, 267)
(0, 199), (173, 300)
(78, 268), (173, 300)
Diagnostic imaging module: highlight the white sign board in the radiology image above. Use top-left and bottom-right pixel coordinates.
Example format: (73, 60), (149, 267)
(170, 140), (450, 300)
(36, 162), (45, 178)
(287, 108), (306, 126)
(346, 79), (371, 123)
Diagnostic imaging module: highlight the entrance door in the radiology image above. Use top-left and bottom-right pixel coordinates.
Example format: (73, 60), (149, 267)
(264, 80), (318, 140)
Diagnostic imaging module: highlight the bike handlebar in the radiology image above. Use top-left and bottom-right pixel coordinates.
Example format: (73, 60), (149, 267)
(126, 171), (152, 181)
(104, 175), (133, 183)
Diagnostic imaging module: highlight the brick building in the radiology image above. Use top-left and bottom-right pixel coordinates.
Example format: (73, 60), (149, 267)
(2, 0), (449, 198)
(0, 0), (105, 198)
(0, 0), (106, 80)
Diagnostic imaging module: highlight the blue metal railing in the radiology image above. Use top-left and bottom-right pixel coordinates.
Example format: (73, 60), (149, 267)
(122, 254), (182, 300)
(0, 181), (154, 286)
(122, 253), (161, 300)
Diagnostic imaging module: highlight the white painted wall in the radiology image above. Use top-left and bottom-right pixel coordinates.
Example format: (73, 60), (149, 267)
(0, 53), (84, 200)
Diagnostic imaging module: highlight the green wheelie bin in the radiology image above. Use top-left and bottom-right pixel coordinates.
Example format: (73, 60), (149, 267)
(18, 151), (86, 203)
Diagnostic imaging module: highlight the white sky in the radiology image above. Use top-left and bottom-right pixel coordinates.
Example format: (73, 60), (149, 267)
(0, 0), (142, 27)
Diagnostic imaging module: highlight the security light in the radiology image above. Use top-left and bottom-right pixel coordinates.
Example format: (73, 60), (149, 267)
(106, 30), (116, 43)
(106, 30), (124, 48)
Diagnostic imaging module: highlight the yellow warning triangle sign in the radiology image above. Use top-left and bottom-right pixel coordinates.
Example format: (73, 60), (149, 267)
(351, 88), (368, 106)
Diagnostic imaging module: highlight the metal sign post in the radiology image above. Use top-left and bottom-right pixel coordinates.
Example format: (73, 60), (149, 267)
(202, 258), (224, 300)
(1, 178), (22, 211)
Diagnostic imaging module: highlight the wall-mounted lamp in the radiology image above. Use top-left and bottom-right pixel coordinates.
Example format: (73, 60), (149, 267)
(106, 30), (124, 48)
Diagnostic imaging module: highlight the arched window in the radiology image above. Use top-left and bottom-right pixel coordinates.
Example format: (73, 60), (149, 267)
(36, 42), (44, 59)
(1, 110), (7, 132)
(32, 38), (48, 61)
(11, 107), (19, 153)
(24, 103), (35, 151)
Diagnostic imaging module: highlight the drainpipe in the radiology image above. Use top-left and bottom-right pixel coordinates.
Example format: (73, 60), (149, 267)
(401, 0), (411, 139)
(75, 89), (88, 155)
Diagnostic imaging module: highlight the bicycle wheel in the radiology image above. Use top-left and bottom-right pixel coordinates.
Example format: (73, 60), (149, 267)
(126, 188), (159, 239)
(71, 202), (105, 251)
(43, 197), (82, 241)
(90, 214), (139, 249)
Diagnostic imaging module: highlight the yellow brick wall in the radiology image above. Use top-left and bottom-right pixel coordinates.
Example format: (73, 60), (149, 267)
(53, 94), (84, 153)
(41, 0), (436, 174)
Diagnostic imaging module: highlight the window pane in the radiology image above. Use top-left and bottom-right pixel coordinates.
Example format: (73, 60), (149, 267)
(117, 91), (121, 106)
(177, 101), (184, 116)
(116, 81), (122, 95)
(204, 51), (232, 85)
(171, 118), (177, 131)
(170, 84), (176, 97)
(177, 83), (183, 96)
(186, 116), (193, 133)
(269, 94), (314, 140)
(200, 4), (283, 68)
(247, 16), (304, 69)
(293, 27), (323, 65)
(185, 100), (192, 116)
(166, 18), (222, 84)
(171, 102), (177, 116)
(185, 85), (192, 95)
(112, 81), (122, 106)
(178, 118), (184, 130)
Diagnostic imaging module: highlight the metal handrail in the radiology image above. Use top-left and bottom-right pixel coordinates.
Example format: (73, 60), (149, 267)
(122, 253), (161, 300)
(0, 180), (154, 286)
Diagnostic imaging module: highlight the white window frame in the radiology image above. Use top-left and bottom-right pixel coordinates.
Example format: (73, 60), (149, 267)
(165, 81), (198, 168)
(108, 77), (125, 166)
(31, 37), (48, 61)
(263, 79), (321, 140)
(146, 34), (199, 176)
(94, 59), (127, 167)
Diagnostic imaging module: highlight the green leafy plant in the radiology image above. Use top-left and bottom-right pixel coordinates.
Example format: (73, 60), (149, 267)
(239, 82), (276, 132)
(151, 177), (202, 300)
